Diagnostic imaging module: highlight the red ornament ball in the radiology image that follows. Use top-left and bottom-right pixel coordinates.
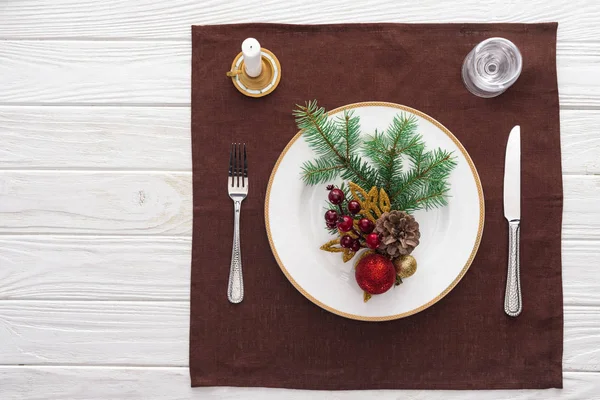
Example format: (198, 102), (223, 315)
(340, 235), (354, 248)
(328, 188), (345, 205)
(355, 253), (396, 294)
(358, 218), (374, 234)
(337, 215), (354, 232)
(347, 200), (361, 215)
(324, 210), (338, 223)
(365, 233), (381, 249)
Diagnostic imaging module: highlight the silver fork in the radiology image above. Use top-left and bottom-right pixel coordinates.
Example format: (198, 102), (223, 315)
(227, 143), (248, 303)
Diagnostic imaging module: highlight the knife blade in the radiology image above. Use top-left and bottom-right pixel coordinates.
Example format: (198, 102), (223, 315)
(503, 125), (522, 317)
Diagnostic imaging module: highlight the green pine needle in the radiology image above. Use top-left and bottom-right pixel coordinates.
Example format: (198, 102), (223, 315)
(301, 157), (344, 185)
(390, 147), (457, 212)
(294, 101), (378, 189)
(294, 101), (457, 213)
(363, 113), (424, 195)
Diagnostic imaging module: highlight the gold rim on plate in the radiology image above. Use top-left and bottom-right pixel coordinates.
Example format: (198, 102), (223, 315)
(265, 102), (485, 321)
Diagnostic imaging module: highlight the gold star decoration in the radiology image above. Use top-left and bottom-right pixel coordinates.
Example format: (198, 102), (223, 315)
(320, 237), (357, 262)
(348, 182), (391, 223)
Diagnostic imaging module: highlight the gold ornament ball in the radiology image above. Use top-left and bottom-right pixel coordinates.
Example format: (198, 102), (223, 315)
(394, 255), (417, 278)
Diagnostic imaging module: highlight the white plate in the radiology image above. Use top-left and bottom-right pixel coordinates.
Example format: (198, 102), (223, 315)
(265, 102), (484, 321)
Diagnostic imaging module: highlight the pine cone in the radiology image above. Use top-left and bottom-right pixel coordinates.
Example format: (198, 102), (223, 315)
(374, 211), (420, 257)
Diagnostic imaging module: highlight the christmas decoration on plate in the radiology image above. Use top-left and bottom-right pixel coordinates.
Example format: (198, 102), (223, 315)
(295, 100), (457, 302)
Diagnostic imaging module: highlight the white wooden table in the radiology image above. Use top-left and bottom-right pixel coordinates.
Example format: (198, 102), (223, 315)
(1, 1), (599, 399)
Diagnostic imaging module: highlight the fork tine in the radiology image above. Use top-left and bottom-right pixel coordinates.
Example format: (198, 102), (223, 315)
(228, 143), (234, 183)
(237, 143), (243, 187)
(243, 143), (248, 185)
(232, 143), (238, 187)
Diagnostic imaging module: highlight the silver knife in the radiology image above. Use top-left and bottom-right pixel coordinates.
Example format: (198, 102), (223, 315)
(503, 125), (522, 317)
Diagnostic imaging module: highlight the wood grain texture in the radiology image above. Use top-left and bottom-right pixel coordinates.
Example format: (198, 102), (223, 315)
(0, 236), (191, 300)
(563, 176), (600, 239)
(0, 41), (599, 107)
(560, 110), (600, 174)
(0, 172), (593, 235)
(0, 301), (596, 370)
(0, 367), (598, 400)
(1, 0), (600, 41)
(0, 106), (191, 170)
(0, 172), (192, 235)
(0, 301), (188, 366)
(0, 236), (595, 305)
(0, 41), (188, 105)
(1, 107), (599, 174)
(558, 42), (600, 109)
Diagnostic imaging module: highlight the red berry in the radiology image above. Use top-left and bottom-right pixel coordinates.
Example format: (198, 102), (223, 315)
(325, 210), (338, 223)
(326, 221), (337, 229)
(337, 215), (354, 232)
(340, 235), (353, 248)
(350, 240), (361, 252)
(328, 188), (345, 205)
(358, 218), (374, 234)
(365, 233), (381, 249)
(348, 200), (361, 214)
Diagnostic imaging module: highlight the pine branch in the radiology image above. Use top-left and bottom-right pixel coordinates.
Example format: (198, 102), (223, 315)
(295, 101), (377, 189)
(336, 110), (360, 160)
(301, 157), (344, 185)
(294, 101), (456, 213)
(390, 148), (457, 212)
(395, 182), (447, 211)
(391, 149), (454, 199)
(340, 154), (379, 189)
(395, 182), (451, 212)
(362, 130), (388, 174)
(363, 113), (423, 196)
(294, 100), (345, 160)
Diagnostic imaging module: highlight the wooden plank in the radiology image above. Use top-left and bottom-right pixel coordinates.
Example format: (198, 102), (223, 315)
(0, 172), (192, 235)
(0, 172), (595, 235)
(0, 301), (595, 370)
(0, 236), (191, 301)
(0, 0), (599, 42)
(1, 107), (599, 174)
(563, 176), (600, 240)
(563, 241), (600, 306)
(560, 109), (600, 175)
(559, 42), (600, 109)
(0, 41), (598, 107)
(0, 236), (594, 304)
(0, 367), (597, 400)
(0, 41), (189, 105)
(0, 301), (188, 366)
(0, 106), (191, 171)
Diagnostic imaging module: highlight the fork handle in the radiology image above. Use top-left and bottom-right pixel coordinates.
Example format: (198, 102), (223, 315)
(504, 219), (521, 317)
(227, 200), (244, 303)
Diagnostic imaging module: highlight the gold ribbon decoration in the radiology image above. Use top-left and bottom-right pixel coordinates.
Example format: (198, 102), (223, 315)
(348, 182), (391, 222)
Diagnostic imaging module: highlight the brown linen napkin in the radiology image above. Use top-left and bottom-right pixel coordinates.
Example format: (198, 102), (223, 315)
(190, 23), (562, 390)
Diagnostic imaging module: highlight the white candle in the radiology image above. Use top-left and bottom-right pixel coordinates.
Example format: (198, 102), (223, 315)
(241, 38), (262, 78)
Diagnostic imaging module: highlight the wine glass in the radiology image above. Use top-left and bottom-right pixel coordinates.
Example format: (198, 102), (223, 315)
(462, 38), (523, 98)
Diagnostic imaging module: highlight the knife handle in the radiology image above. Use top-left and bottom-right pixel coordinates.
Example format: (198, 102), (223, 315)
(504, 220), (522, 317)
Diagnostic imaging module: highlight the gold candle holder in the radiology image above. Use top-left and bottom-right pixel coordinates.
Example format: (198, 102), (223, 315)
(226, 48), (281, 98)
